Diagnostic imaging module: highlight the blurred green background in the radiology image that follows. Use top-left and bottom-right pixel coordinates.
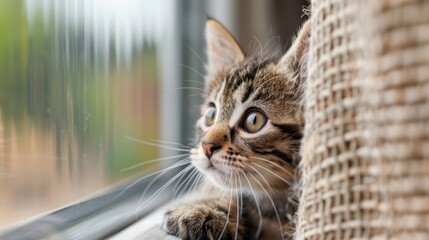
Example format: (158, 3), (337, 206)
(0, 0), (164, 226)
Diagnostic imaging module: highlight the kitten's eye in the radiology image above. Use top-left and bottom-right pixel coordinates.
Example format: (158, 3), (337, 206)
(242, 111), (267, 133)
(205, 106), (216, 126)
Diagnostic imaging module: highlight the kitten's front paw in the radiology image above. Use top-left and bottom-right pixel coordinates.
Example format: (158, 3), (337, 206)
(164, 204), (233, 240)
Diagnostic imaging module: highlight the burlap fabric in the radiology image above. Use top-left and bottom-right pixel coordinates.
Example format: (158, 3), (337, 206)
(361, 1), (429, 239)
(296, 0), (429, 239)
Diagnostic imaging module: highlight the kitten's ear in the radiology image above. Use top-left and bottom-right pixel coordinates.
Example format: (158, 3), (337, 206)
(205, 19), (245, 75)
(277, 20), (311, 79)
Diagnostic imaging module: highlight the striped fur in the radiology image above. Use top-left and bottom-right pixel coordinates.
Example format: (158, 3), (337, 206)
(164, 19), (310, 240)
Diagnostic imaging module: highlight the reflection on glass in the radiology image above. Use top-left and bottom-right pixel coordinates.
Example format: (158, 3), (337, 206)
(0, 0), (172, 227)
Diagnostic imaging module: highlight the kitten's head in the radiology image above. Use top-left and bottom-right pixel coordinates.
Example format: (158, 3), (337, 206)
(191, 19), (310, 193)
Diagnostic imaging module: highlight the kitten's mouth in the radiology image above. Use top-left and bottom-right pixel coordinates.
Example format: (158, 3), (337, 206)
(191, 152), (230, 180)
(206, 159), (226, 177)
(207, 158), (228, 179)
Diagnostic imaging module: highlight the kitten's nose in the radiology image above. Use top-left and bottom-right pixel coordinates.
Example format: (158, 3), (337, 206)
(201, 142), (221, 159)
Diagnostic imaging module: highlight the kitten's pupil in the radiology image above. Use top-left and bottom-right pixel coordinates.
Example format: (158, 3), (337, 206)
(243, 111), (267, 133)
(205, 107), (216, 126)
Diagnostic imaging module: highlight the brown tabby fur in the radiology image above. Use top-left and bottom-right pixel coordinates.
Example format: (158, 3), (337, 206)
(164, 19), (310, 240)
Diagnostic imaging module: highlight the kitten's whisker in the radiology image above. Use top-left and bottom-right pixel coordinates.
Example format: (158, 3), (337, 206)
(188, 171), (203, 195)
(137, 159), (190, 207)
(178, 64), (206, 79)
(218, 172), (234, 240)
(251, 35), (264, 60)
(173, 167), (198, 199)
(121, 153), (189, 172)
(175, 86), (205, 92)
(114, 159), (191, 199)
(138, 159), (190, 205)
(183, 79), (205, 88)
(184, 79), (205, 86)
(189, 172), (204, 193)
(263, 35), (281, 54)
(251, 35), (264, 76)
(135, 164), (193, 214)
(237, 173), (244, 215)
(124, 135), (190, 153)
(149, 139), (193, 150)
(249, 162), (291, 185)
(252, 159), (298, 236)
(234, 174), (240, 240)
(183, 43), (207, 66)
(138, 165), (192, 212)
(177, 169), (200, 197)
(247, 170), (285, 240)
(184, 93), (207, 99)
(247, 165), (275, 192)
(172, 167), (190, 195)
(238, 168), (263, 238)
(237, 172), (243, 238)
(250, 156), (294, 176)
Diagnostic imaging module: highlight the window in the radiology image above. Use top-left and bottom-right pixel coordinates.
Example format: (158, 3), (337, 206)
(0, 0), (305, 238)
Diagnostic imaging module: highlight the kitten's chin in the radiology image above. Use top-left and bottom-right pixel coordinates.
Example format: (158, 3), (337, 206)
(190, 155), (211, 171)
(191, 155), (231, 188)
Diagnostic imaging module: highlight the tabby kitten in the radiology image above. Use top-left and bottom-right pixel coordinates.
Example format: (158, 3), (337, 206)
(163, 19), (310, 240)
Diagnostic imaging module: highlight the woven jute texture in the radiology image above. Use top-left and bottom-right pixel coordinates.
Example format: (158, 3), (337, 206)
(361, 1), (429, 239)
(295, 0), (381, 239)
(296, 0), (429, 239)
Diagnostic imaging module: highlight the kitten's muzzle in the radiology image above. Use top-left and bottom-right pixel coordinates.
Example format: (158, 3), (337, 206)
(202, 141), (221, 159)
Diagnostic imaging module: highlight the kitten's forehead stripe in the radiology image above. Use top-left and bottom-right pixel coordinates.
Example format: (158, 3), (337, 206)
(209, 57), (280, 123)
(241, 83), (253, 103)
(224, 58), (271, 95)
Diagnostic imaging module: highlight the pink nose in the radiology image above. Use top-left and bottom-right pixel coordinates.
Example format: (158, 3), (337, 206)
(201, 142), (221, 159)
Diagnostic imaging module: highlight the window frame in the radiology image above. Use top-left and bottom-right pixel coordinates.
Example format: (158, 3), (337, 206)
(0, 0), (206, 238)
(0, 0), (306, 237)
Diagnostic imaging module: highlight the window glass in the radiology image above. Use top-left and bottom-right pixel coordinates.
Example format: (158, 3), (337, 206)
(0, 0), (306, 230)
(0, 0), (175, 227)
